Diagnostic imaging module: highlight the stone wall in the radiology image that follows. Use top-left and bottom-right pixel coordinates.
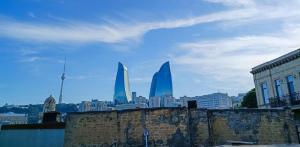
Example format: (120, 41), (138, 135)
(64, 108), (298, 147)
(209, 109), (298, 145)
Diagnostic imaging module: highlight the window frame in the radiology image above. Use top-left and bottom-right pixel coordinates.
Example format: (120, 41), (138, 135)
(261, 82), (269, 104)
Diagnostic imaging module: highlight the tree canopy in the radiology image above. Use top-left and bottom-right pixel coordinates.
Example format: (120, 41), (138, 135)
(241, 88), (258, 108)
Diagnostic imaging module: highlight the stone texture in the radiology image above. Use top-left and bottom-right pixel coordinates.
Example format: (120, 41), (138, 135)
(64, 108), (298, 147)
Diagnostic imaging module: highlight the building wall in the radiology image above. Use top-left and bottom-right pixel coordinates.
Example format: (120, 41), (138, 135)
(64, 108), (298, 146)
(0, 129), (64, 147)
(253, 57), (300, 108)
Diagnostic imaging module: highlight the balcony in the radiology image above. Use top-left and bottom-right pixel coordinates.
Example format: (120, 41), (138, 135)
(269, 92), (300, 108)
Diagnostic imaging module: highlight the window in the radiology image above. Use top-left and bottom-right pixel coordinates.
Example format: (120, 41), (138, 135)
(274, 79), (283, 98)
(287, 75), (295, 97)
(261, 82), (269, 104)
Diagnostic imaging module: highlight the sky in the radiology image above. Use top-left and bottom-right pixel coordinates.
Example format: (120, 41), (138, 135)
(1, 0), (300, 105)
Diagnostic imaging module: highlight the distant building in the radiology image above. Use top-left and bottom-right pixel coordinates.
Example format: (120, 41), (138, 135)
(115, 103), (147, 110)
(132, 92), (137, 101)
(196, 93), (232, 109)
(179, 96), (197, 107)
(113, 62), (132, 105)
(232, 93), (246, 108)
(133, 95), (148, 105)
(27, 104), (43, 124)
(78, 100), (112, 112)
(91, 100), (110, 111)
(149, 96), (160, 107)
(79, 101), (92, 112)
(149, 62), (173, 98)
(149, 62), (173, 107)
(43, 95), (56, 113)
(179, 93), (232, 109)
(160, 96), (177, 107)
(251, 49), (300, 109)
(0, 112), (27, 127)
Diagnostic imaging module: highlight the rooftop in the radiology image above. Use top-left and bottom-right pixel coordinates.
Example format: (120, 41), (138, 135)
(251, 48), (300, 74)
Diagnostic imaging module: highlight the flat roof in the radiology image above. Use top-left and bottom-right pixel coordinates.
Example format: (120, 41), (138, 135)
(251, 48), (300, 74)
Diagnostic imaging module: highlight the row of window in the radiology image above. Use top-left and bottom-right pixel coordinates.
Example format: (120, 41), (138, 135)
(261, 75), (298, 104)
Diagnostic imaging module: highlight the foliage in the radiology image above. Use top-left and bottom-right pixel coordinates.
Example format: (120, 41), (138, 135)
(241, 88), (258, 108)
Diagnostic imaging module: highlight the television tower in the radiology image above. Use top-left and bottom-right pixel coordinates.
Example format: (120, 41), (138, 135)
(59, 57), (66, 104)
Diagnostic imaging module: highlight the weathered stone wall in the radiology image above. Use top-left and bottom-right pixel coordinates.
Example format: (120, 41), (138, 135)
(64, 108), (298, 147)
(209, 109), (298, 145)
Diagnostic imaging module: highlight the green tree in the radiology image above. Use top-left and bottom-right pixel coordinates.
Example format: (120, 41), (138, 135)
(241, 88), (258, 108)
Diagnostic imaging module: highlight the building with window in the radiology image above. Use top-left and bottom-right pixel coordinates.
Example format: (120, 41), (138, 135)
(0, 112), (27, 128)
(178, 93), (232, 109)
(251, 49), (300, 109)
(78, 101), (91, 112)
(196, 93), (232, 109)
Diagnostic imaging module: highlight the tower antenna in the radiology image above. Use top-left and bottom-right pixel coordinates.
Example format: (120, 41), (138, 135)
(59, 57), (66, 104)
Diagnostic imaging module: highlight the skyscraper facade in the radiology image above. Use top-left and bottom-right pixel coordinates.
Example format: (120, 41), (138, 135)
(149, 62), (173, 107)
(149, 61), (173, 98)
(113, 62), (132, 104)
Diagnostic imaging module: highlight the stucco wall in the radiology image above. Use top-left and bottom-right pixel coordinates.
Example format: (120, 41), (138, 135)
(64, 108), (298, 146)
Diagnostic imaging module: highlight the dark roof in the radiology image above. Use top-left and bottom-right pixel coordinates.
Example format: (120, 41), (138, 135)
(251, 49), (300, 74)
(1, 122), (65, 130)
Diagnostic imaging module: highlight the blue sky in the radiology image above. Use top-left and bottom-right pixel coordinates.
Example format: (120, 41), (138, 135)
(1, 0), (300, 105)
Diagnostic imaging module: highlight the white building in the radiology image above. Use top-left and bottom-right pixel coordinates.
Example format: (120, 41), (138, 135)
(78, 101), (91, 112)
(91, 100), (111, 111)
(79, 100), (112, 112)
(149, 96), (160, 108)
(133, 95), (148, 105)
(251, 49), (300, 108)
(196, 93), (232, 109)
(0, 112), (27, 127)
(179, 96), (197, 107)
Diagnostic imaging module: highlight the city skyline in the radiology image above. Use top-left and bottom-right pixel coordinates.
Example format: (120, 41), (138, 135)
(1, 0), (300, 105)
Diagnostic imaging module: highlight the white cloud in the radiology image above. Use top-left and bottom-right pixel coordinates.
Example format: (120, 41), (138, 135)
(19, 48), (39, 56)
(1, 1), (300, 46)
(0, 7), (262, 44)
(68, 75), (102, 80)
(0, 9), (262, 45)
(204, 0), (256, 7)
(171, 23), (300, 94)
(131, 77), (151, 83)
(163, 0), (300, 94)
(28, 12), (36, 18)
(18, 56), (44, 63)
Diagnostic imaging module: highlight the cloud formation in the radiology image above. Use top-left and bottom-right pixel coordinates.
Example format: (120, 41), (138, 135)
(0, 5), (261, 44)
(171, 0), (300, 93)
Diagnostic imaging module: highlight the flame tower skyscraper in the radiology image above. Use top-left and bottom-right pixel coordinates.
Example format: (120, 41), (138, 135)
(149, 61), (173, 98)
(113, 62), (132, 104)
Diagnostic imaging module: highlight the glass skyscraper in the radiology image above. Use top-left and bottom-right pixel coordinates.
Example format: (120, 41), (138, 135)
(149, 61), (173, 98)
(113, 62), (132, 104)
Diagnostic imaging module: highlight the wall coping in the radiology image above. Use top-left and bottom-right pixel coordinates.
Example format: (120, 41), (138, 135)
(67, 107), (288, 116)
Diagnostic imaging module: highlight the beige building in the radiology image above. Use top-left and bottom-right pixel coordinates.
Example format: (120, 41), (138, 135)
(251, 49), (300, 109)
(78, 101), (92, 112)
